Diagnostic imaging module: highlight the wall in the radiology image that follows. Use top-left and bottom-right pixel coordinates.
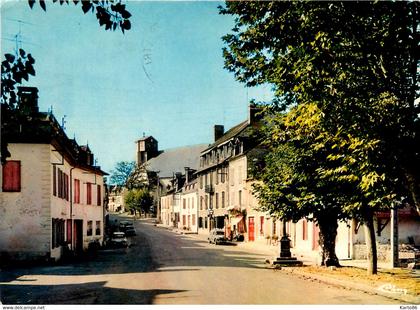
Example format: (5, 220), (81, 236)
(180, 190), (198, 233)
(71, 166), (104, 250)
(0, 144), (51, 261)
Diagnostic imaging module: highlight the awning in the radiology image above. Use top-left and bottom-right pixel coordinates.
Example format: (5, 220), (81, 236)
(230, 216), (243, 226)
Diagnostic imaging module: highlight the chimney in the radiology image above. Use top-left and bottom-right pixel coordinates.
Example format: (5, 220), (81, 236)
(18, 86), (39, 114)
(214, 125), (224, 142)
(185, 167), (190, 184)
(248, 104), (263, 125)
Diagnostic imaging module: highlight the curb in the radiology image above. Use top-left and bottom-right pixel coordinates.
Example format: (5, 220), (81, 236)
(275, 267), (420, 304)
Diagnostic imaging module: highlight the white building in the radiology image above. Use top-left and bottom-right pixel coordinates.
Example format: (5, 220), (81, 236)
(0, 87), (107, 263)
(179, 177), (198, 233)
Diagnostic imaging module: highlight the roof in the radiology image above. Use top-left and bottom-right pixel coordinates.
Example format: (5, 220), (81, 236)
(144, 144), (208, 178)
(136, 135), (155, 143)
(202, 120), (249, 154)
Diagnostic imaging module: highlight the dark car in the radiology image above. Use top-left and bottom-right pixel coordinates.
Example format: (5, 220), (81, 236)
(125, 226), (136, 236)
(208, 229), (227, 245)
(119, 221), (134, 232)
(108, 231), (128, 248)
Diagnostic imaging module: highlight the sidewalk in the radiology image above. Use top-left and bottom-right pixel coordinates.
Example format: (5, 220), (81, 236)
(164, 226), (419, 304)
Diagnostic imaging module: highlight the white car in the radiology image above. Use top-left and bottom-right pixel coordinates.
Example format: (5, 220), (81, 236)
(109, 231), (128, 248)
(208, 229), (227, 245)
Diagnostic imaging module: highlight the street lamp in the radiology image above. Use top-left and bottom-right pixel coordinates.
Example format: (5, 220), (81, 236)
(272, 219), (303, 266)
(279, 220), (292, 258)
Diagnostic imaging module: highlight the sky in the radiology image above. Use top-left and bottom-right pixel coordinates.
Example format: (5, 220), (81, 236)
(1, 0), (273, 173)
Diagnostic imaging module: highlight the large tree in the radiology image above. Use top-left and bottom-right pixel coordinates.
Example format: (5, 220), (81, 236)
(254, 104), (352, 267)
(220, 1), (419, 274)
(109, 161), (136, 186)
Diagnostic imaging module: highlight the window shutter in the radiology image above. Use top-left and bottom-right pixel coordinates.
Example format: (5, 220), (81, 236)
(53, 165), (56, 196)
(74, 179), (80, 204)
(65, 174), (69, 201)
(97, 184), (101, 206)
(2, 161), (21, 192)
(87, 183), (92, 205)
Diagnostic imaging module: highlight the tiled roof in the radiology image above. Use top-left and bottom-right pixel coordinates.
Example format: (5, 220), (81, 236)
(144, 144), (208, 178)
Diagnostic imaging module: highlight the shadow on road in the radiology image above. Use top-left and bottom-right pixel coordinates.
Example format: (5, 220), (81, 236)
(0, 280), (186, 304)
(1, 218), (267, 280)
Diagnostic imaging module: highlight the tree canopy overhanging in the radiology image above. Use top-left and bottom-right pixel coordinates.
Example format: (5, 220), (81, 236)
(220, 1), (419, 274)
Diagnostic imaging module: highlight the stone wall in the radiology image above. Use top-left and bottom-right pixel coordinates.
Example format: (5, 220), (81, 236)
(353, 243), (391, 262)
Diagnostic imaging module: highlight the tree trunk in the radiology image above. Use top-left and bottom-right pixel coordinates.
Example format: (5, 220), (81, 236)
(317, 214), (341, 267)
(363, 209), (378, 275)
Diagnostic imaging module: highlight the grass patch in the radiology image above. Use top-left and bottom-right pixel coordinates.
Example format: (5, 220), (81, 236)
(299, 265), (419, 296)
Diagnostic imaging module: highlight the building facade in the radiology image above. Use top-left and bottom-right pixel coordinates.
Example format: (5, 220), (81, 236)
(0, 87), (107, 263)
(196, 105), (267, 239)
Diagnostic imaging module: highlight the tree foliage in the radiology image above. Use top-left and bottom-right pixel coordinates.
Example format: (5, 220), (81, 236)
(124, 188), (154, 216)
(28, 0), (132, 32)
(109, 161), (136, 186)
(221, 1), (419, 274)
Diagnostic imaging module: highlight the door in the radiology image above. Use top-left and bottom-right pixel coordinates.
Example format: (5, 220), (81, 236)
(248, 217), (255, 241)
(73, 220), (83, 254)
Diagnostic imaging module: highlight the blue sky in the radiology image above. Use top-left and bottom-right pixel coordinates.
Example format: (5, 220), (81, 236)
(1, 1), (273, 173)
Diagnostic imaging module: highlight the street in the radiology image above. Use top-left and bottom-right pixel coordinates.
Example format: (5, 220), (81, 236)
(0, 218), (403, 304)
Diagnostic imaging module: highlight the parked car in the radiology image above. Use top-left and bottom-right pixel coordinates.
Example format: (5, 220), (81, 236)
(119, 221), (134, 232)
(125, 226), (136, 236)
(208, 229), (227, 245)
(109, 231), (128, 248)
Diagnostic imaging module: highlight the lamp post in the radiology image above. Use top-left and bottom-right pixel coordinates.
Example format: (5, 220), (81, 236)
(271, 219), (302, 266)
(279, 220), (292, 258)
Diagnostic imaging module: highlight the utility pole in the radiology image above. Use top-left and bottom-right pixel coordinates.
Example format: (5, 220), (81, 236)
(390, 203), (399, 267)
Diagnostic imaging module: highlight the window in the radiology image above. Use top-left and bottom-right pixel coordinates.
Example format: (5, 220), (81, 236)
(56, 169), (69, 200)
(74, 179), (80, 204)
(97, 184), (101, 206)
(2, 160), (21, 192)
(302, 219), (308, 240)
(182, 215), (186, 226)
(86, 183), (92, 205)
(52, 218), (65, 249)
(230, 168), (235, 186)
(53, 165), (56, 196)
(204, 217), (208, 229)
(205, 196), (209, 210)
(57, 169), (62, 198)
(221, 191), (225, 208)
(192, 214), (196, 226)
(200, 196), (204, 210)
(215, 193), (219, 209)
(198, 217), (203, 228)
(221, 167), (226, 183)
(216, 169), (219, 184)
(238, 190), (242, 206)
(95, 221), (101, 235)
(272, 220), (277, 236)
(87, 221), (93, 236)
(183, 198), (186, 209)
(260, 216), (264, 236)
(200, 175), (203, 189)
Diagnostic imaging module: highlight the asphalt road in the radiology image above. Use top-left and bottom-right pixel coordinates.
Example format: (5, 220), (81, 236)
(0, 217), (404, 304)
